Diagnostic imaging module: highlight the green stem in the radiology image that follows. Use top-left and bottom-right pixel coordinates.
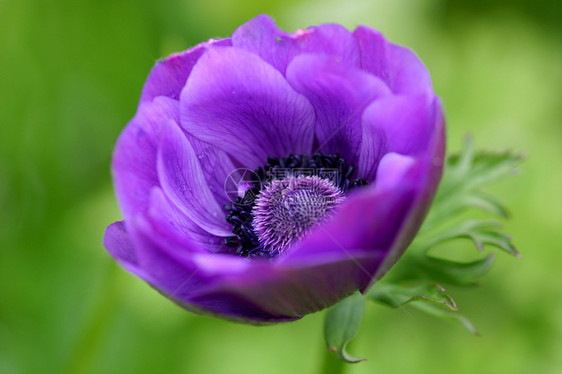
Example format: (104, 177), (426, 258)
(320, 347), (347, 374)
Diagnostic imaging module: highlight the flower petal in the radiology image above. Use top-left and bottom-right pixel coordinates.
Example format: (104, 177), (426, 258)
(368, 98), (446, 286)
(108, 151), (427, 323)
(358, 95), (438, 181)
(114, 213), (380, 323)
(180, 46), (315, 168)
(356, 119), (386, 182)
(147, 187), (224, 253)
(374, 153), (417, 191)
(182, 133), (238, 208)
(104, 221), (138, 265)
(103, 221), (153, 281)
(353, 25), (433, 96)
(119, 216), (287, 323)
(386, 43), (433, 96)
(232, 14), (360, 75)
(353, 26), (389, 83)
(286, 54), (391, 164)
(182, 250), (382, 322)
(140, 38), (231, 103)
(157, 119), (231, 236)
(124, 215), (213, 298)
(279, 160), (418, 269)
(112, 96), (179, 220)
(361, 94), (437, 158)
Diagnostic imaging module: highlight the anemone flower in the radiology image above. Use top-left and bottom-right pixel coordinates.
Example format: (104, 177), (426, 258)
(104, 14), (445, 324)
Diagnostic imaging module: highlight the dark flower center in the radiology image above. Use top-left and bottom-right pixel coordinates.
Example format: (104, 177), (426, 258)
(224, 153), (368, 258)
(253, 175), (345, 254)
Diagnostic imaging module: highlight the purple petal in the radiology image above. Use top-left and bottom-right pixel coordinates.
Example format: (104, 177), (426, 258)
(353, 25), (433, 96)
(276, 151), (423, 277)
(286, 54), (391, 164)
(374, 153), (417, 191)
(358, 94), (437, 181)
(119, 218), (290, 323)
(386, 43), (433, 96)
(361, 94), (437, 159)
(185, 250), (381, 322)
(368, 98), (446, 286)
(146, 187), (224, 253)
(124, 215), (213, 297)
(157, 120), (231, 236)
(353, 26), (390, 83)
(279, 171), (417, 270)
(104, 221), (138, 265)
(112, 96), (179, 220)
(113, 214), (381, 322)
(183, 133), (238, 208)
(103, 221), (152, 281)
(180, 46), (315, 168)
(356, 118), (386, 182)
(231, 15), (290, 73)
(232, 14), (360, 75)
(107, 148), (426, 323)
(163, 253), (298, 323)
(140, 38), (231, 103)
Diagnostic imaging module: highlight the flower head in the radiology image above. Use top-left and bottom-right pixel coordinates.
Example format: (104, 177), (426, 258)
(104, 14), (445, 324)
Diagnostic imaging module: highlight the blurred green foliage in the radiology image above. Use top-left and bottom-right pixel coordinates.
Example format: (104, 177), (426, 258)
(1, 0), (561, 373)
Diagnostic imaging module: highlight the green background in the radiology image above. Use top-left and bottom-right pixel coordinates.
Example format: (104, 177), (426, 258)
(1, 0), (561, 373)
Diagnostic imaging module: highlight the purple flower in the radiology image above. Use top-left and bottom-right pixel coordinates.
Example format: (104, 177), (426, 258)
(103, 14), (445, 324)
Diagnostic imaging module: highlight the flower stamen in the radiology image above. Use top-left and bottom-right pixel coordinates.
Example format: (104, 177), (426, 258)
(224, 153), (368, 258)
(253, 175), (344, 255)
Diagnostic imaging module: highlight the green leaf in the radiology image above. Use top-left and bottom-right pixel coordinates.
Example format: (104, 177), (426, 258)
(368, 282), (457, 311)
(411, 136), (521, 271)
(324, 292), (366, 363)
(362, 136), (522, 340)
(414, 254), (496, 287)
(367, 282), (479, 335)
(423, 135), (523, 231)
(409, 301), (479, 335)
(385, 249), (496, 287)
(423, 220), (520, 257)
(466, 192), (510, 219)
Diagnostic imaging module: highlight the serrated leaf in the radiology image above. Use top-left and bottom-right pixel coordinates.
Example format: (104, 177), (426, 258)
(423, 135), (523, 230)
(362, 136), (522, 342)
(415, 136), (521, 264)
(467, 151), (522, 189)
(471, 230), (519, 256)
(324, 292), (365, 363)
(444, 136), (522, 189)
(416, 254), (496, 287)
(423, 220), (520, 257)
(466, 192), (509, 219)
(367, 282), (477, 335)
(368, 282), (457, 311)
(409, 301), (479, 335)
